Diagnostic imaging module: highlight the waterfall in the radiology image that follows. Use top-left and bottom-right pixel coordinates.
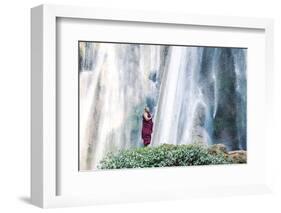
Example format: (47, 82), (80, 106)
(232, 49), (247, 150)
(79, 42), (247, 170)
(211, 49), (219, 118)
(79, 43), (168, 170)
(152, 47), (211, 145)
(152, 46), (189, 145)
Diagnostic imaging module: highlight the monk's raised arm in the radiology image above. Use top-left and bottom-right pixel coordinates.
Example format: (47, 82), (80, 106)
(144, 112), (152, 121)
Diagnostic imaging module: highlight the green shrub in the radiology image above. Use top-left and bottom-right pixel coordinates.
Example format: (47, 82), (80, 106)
(98, 143), (233, 169)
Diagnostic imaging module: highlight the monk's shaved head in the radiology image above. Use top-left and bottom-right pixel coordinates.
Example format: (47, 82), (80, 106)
(144, 106), (150, 112)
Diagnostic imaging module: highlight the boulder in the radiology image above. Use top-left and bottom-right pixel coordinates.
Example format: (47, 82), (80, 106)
(228, 150), (247, 163)
(208, 143), (228, 154)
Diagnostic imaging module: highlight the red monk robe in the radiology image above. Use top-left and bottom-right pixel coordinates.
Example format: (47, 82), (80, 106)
(142, 111), (153, 146)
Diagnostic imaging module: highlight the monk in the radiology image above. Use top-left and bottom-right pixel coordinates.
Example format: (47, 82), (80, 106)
(142, 107), (153, 147)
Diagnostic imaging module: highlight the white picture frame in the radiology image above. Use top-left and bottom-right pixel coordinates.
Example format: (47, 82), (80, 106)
(31, 4), (274, 208)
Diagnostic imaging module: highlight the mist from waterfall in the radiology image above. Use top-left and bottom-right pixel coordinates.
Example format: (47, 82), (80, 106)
(79, 42), (247, 170)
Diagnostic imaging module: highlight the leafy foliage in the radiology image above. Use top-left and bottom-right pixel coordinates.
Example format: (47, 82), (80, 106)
(98, 144), (233, 169)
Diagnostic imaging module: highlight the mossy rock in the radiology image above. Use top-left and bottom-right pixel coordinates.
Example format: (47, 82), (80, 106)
(208, 144), (228, 155)
(228, 150), (247, 164)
